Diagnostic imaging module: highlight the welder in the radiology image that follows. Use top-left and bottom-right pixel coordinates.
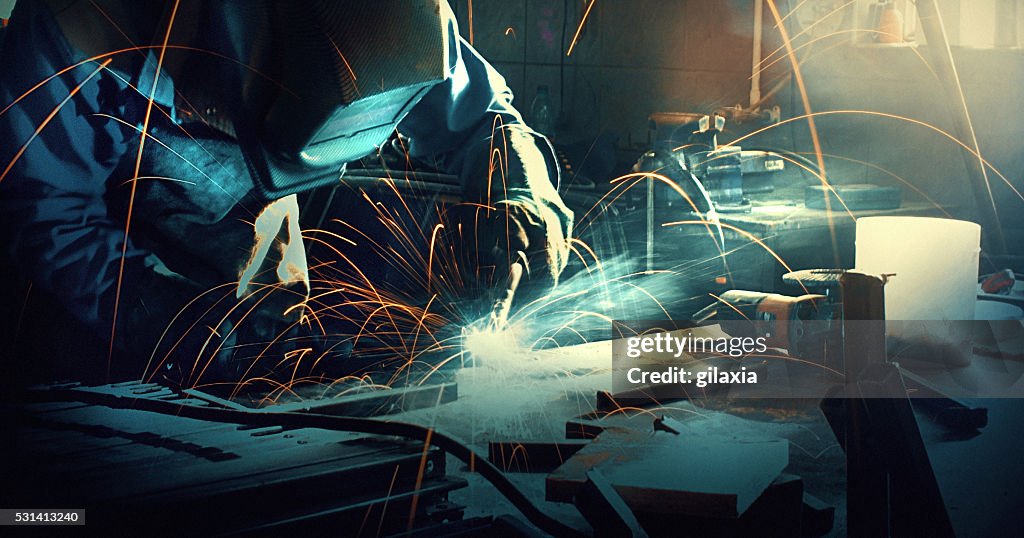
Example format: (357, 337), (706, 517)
(0, 0), (573, 384)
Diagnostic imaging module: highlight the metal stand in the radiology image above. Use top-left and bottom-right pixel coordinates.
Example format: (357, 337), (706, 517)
(790, 270), (956, 537)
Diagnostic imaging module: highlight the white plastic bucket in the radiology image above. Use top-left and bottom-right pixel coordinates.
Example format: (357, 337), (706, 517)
(856, 217), (981, 367)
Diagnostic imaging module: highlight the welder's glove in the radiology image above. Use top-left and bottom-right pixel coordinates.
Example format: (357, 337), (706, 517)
(127, 266), (309, 388)
(202, 194), (312, 384)
(457, 125), (575, 305)
(490, 195), (571, 290)
(117, 259), (237, 387)
(449, 190), (572, 305)
(128, 196), (310, 386)
(235, 194), (311, 321)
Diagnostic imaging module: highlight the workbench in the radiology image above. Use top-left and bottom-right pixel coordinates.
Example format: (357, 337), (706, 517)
(394, 341), (841, 536)
(10, 328), (1024, 536)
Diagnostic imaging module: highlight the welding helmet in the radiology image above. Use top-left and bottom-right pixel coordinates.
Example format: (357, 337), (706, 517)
(162, 0), (451, 199)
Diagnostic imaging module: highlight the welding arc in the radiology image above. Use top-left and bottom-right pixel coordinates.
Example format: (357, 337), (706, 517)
(20, 388), (585, 538)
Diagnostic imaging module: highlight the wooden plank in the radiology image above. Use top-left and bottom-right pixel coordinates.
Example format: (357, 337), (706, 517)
(41, 405), (232, 438)
(19, 427), (130, 457)
(130, 443), (448, 511)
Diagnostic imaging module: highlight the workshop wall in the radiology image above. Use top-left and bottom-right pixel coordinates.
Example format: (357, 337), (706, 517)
(454, 0), (1024, 252)
(795, 45), (1024, 233)
(455, 0), (761, 145)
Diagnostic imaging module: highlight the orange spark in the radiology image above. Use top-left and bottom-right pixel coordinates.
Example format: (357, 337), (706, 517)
(566, 0), (596, 57)
(408, 427), (434, 530)
(662, 219), (810, 295)
(726, 109), (1023, 202)
(0, 59), (112, 184)
(110, 0), (181, 371)
(767, 0), (836, 265)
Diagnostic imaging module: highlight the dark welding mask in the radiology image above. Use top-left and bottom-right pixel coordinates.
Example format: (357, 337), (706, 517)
(163, 1), (451, 199)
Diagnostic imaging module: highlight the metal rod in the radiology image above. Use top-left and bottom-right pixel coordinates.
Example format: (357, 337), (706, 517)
(490, 261), (523, 330)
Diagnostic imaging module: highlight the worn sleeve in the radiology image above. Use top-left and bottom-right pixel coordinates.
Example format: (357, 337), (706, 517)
(0, 1), (168, 337)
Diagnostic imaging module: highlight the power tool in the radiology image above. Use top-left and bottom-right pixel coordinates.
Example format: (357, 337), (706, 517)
(694, 286), (836, 358)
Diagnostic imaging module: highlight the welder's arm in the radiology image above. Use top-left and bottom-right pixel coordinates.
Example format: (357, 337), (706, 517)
(399, 25), (573, 289)
(0, 5), (200, 356)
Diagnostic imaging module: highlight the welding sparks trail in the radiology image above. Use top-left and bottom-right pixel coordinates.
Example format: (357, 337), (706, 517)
(725, 109), (1023, 201)
(0, 60), (111, 184)
(242, 157), (803, 401)
(764, 0), (838, 268)
(164, 160), (726, 400)
(109, 0), (181, 374)
(566, 0), (596, 57)
(754, 0), (857, 74)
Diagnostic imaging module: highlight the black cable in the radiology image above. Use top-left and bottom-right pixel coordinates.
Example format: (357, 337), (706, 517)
(16, 387), (585, 538)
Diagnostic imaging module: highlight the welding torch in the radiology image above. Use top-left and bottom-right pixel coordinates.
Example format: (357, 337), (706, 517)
(488, 258), (525, 330)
